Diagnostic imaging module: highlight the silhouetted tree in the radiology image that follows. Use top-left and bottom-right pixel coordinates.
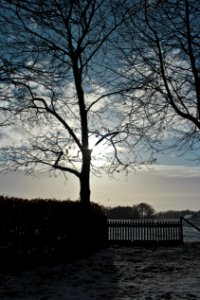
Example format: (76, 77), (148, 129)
(119, 0), (200, 159)
(133, 202), (155, 219)
(0, 0), (156, 206)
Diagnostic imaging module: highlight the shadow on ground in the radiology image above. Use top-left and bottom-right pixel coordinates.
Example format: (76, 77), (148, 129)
(0, 247), (120, 300)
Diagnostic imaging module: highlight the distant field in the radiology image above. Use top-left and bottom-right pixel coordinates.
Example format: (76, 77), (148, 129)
(183, 225), (200, 242)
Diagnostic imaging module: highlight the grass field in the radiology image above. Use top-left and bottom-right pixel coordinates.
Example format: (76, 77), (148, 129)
(0, 243), (200, 299)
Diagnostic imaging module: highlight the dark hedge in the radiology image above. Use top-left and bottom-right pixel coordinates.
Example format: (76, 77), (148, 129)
(0, 196), (108, 270)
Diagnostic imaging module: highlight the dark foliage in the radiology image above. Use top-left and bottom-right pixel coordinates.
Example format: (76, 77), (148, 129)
(0, 196), (108, 271)
(106, 205), (199, 221)
(155, 210), (197, 220)
(107, 203), (156, 220)
(106, 206), (133, 220)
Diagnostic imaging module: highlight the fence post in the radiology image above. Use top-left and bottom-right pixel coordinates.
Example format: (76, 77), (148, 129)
(180, 217), (184, 244)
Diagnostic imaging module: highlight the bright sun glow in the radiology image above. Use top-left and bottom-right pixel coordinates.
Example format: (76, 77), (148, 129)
(89, 136), (113, 166)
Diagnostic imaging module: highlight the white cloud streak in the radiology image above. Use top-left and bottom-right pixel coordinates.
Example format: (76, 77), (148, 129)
(144, 164), (200, 179)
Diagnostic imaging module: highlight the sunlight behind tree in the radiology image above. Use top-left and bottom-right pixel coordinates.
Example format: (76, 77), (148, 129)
(0, 0), (156, 205)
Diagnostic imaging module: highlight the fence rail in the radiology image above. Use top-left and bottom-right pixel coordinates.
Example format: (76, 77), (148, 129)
(108, 219), (183, 246)
(181, 216), (200, 232)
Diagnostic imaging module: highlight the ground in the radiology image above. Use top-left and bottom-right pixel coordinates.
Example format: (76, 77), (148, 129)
(0, 243), (200, 299)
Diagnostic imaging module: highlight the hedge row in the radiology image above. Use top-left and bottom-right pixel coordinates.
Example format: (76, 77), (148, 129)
(0, 196), (108, 269)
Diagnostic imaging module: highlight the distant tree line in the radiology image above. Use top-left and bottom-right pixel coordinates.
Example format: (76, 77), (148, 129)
(106, 203), (198, 220)
(156, 210), (195, 220)
(106, 202), (155, 219)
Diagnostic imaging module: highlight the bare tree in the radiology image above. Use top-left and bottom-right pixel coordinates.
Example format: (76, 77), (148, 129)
(132, 202), (155, 219)
(0, 0), (156, 206)
(118, 0), (200, 159)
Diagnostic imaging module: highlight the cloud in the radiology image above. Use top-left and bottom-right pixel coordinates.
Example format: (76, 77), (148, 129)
(147, 164), (200, 179)
(0, 126), (27, 147)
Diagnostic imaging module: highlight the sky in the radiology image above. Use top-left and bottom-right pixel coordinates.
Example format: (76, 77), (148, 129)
(1, 152), (200, 212)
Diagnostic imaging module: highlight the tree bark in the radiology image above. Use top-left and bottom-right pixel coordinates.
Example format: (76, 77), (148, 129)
(71, 55), (91, 206)
(80, 148), (91, 207)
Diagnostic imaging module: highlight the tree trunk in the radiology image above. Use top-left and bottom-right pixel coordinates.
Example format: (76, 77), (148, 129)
(80, 149), (91, 207)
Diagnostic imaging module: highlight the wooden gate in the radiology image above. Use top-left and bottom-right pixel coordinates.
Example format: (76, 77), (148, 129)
(108, 219), (183, 246)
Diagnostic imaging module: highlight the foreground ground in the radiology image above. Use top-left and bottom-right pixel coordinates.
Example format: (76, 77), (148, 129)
(0, 243), (200, 300)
